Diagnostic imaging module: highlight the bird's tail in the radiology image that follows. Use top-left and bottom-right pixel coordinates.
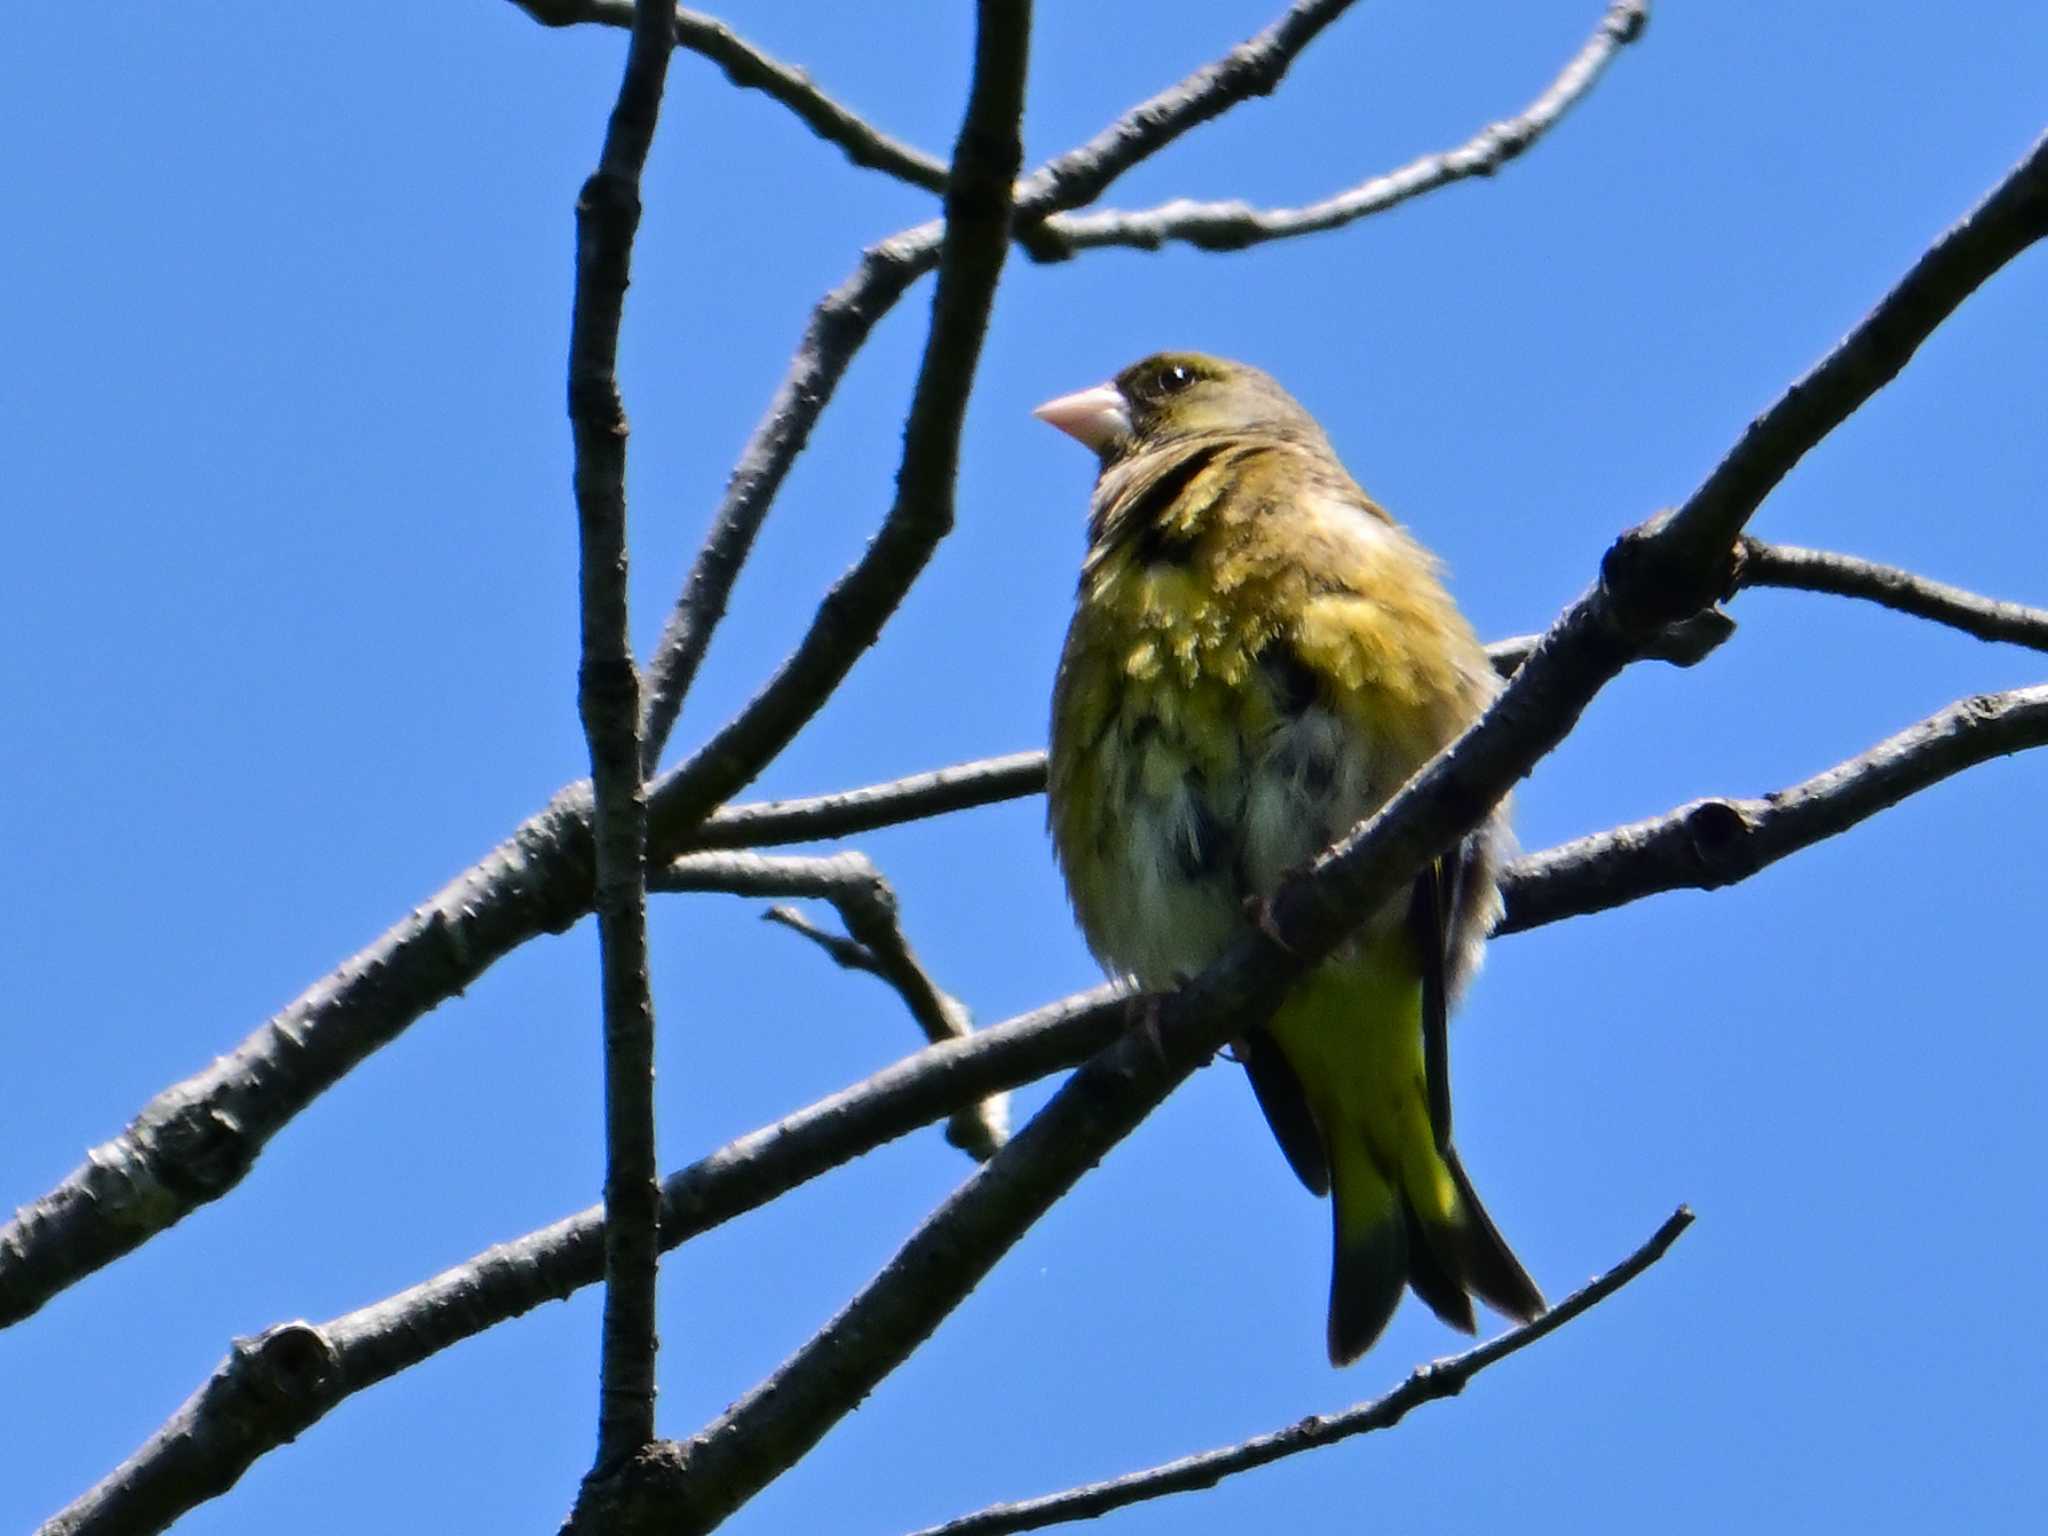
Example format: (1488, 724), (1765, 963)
(1326, 1135), (1545, 1366)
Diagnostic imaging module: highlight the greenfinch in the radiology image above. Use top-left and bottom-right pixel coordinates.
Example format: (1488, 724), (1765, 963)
(1039, 352), (1543, 1364)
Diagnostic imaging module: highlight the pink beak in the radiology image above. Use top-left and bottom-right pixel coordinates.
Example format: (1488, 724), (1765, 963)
(1032, 382), (1130, 452)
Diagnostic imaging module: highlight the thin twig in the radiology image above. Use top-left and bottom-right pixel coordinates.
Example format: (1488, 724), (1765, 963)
(670, 6), (948, 190)
(761, 905), (876, 971)
(649, 131), (2048, 1531)
(509, 1), (950, 192)
(635, 224), (945, 770)
(677, 617), (1734, 853)
(1036, 0), (1648, 258)
(1499, 683), (2048, 934)
(637, 0), (1376, 766)
(907, 1208), (1694, 1536)
(685, 751), (1046, 849)
(638, 1), (1030, 858)
(1737, 538), (2048, 652)
(658, 851), (1008, 1159)
(1011, 0), (1362, 252)
(564, 0), (674, 1478)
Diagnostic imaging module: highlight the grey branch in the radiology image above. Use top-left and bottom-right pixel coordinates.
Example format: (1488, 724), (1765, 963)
(1037, 0), (1648, 257)
(0, 778), (601, 1331)
(0, 0), (1584, 1336)
(686, 751), (1047, 849)
(510, 1), (950, 192)
(1737, 538), (2048, 652)
(657, 851), (1008, 1160)
(36, 988), (1124, 1536)
(634, 224), (947, 770)
(1010, 0), (1362, 254)
(643, 130), (2048, 1533)
(563, 0), (674, 1482)
(1610, 131), (2048, 618)
(1499, 683), (2048, 934)
(906, 1208), (1695, 1536)
(637, 0), (1378, 767)
(45, 667), (2048, 1534)
(678, 618), (1733, 853)
(635, 6), (1027, 884)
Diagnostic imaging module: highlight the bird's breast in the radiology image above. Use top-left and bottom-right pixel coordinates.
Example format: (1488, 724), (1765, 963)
(1050, 575), (1389, 987)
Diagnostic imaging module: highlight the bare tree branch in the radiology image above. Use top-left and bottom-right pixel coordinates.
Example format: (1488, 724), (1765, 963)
(1492, 607), (1735, 677)
(0, 780), (599, 1331)
(1737, 537), (2048, 652)
(561, 0), (675, 1478)
(1610, 130), (2048, 619)
(657, 851), (1008, 1159)
(1036, 0), (1648, 257)
(668, 6), (947, 190)
(2, 0), (1575, 1333)
(632, 20), (1026, 896)
(634, 226), (947, 770)
(637, 0), (1377, 766)
(1009, 0), (1362, 255)
(509, 1), (950, 192)
(905, 1208), (1694, 1536)
(3, 112), (2030, 1337)
(33, 1322), (347, 1536)
(33, 985), (1123, 1536)
(761, 905), (877, 968)
(52, 659), (2048, 1534)
(569, 12), (1031, 1527)
(643, 132), (2048, 1532)
(1499, 683), (2048, 934)
(677, 617), (1733, 853)
(685, 751), (1046, 849)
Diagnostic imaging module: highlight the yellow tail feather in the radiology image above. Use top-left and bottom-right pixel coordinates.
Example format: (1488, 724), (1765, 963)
(1270, 955), (1543, 1365)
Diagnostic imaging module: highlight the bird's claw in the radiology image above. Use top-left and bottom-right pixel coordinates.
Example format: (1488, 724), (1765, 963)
(1244, 894), (1297, 954)
(1127, 993), (1169, 1068)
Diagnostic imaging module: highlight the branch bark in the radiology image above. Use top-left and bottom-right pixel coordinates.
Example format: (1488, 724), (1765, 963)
(1035, 0), (1647, 257)
(1497, 683), (2048, 934)
(563, 0), (674, 1479)
(44, 666), (2048, 1536)
(0, 0), (1579, 1334)
(678, 617), (1732, 851)
(643, 131), (2048, 1532)
(512, 1), (951, 192)
(1737, 537), (2048, 652)
(906, 1208), (1694, 1536)
(635, 0), (1375, 765)
(657, 850), (1008, 1159)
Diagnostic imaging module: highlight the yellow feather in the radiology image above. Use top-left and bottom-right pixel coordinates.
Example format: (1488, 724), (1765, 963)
(1045, 353), (1542, 1363)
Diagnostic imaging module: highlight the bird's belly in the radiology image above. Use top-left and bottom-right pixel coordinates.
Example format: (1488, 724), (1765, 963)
(1081, 723), (1245, 988)
(1073, 695), (1385, 988)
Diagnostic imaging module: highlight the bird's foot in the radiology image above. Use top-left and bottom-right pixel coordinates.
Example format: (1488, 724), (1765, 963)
(1244, 893), (1297, 954)
(1126, 992), (1169, 1068)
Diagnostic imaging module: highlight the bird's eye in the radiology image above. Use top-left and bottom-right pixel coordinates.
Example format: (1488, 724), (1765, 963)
(1155, 363), (1197, 395)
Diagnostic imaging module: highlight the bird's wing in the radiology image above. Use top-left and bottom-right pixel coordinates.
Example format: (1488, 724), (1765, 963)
(1409, 846), (1473, 1152)
(1240, 1025), (1330, 1195)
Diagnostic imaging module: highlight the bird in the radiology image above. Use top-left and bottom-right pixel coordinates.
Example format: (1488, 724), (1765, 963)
(1038, 351), (1544, 1365)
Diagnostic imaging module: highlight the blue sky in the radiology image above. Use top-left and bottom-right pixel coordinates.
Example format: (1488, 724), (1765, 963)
(6, 2), (2046, 1532)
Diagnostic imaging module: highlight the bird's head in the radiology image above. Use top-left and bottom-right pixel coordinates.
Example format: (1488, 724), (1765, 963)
(1033, 351), (1328, 464)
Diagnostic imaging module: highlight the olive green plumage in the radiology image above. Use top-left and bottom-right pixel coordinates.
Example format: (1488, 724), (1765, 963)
(1039, 352), (1543, 1364)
